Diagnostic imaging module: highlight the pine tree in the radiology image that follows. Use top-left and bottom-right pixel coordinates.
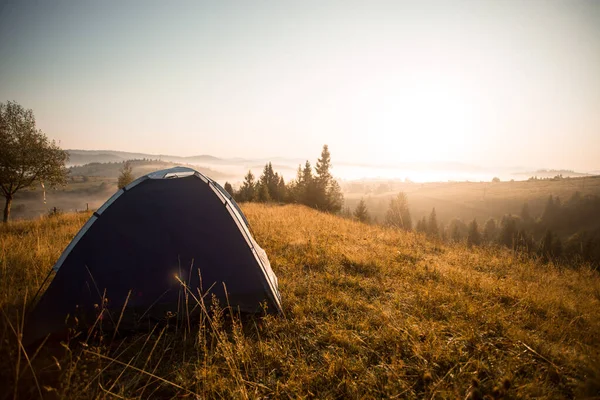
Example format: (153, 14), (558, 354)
(224, 182), (234, 197)
(286, 145), (344, 212)
(467, 219), (482, 247)
(448, 218), (467, 242)
(257, 182), (271, 203)
(315, 145), (332, 189)
(498, 215), (517, 248)
(515, 229), (534, 253)
(428, 208), (439, 237)
(353, 198), (370, 223)
(416, 217), (427, 233)
(385, 192), (412, 231)
(287, 165), (303, 203)
(301, 160), (315, 206)
(326, 180), (343, 213)
(314, 145), (333, 210)
(259, 162), (279, 200)
(277, 175), (287, 202)
(238, 170), (257, 202)
(483, 218), (497, 243)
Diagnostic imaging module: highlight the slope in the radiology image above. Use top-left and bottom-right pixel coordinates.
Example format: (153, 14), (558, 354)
(0, 204), (599, 398)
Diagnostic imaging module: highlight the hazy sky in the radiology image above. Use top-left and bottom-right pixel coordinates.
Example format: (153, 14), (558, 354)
(1, 1), (599, 170)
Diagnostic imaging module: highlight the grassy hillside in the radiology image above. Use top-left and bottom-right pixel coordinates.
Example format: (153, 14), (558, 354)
(1, 205), (599, 398)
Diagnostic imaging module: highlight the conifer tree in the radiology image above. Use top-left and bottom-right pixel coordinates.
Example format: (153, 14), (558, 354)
(257, 182), (271, 203)
(314, 145), (333, 210)
(259, 162), (278, 200)
(238, 170), (257, 202)
(326, 180), (343, 213)
(263, 162), (273, 182)
(428, 208), (439, 237)
(287, 165), (303, 203)
(448, 218), (467, 242)
(498, 215), (517, 248)
(515, 229), (534, 253)
(353, 198), (370, 223)
(315, 145), (332, 189)
(277, 175), (287, 202)
(467, 219), (481, 247)
(416, 217), (427, 233)
(224, 182), (234, 197)
(301, 160), (315, 206)
(483, 218), (497, 243)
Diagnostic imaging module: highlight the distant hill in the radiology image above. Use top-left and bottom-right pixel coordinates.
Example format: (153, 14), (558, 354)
(66, 149), (304, 167)
(67, 151), (127, 165)
(513, 169), (592, 178)
(68, 159), (230, 180)
(66, 149), (231, 166)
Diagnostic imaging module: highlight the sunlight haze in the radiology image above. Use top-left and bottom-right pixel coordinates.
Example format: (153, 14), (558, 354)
(1, 0), (599, 172)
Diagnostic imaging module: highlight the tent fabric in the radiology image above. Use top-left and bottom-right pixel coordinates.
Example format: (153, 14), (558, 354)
(25, 167), (282, 345)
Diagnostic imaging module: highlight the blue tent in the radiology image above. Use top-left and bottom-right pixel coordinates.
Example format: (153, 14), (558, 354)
(25, 167), (282, 344)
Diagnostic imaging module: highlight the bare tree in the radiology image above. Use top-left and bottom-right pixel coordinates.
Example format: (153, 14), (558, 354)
(385, 192), (412, 231)
(0, 101), (68, 222)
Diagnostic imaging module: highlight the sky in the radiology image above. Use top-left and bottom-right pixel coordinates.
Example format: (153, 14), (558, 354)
(1, 0), (599, 171)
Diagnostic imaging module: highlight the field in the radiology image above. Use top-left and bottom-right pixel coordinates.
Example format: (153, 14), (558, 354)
(1, 204), (600, 398)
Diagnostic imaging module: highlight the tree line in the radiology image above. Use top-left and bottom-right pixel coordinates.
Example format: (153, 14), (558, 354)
(349, 190), (600, 269)
(223, 145), (344, 213)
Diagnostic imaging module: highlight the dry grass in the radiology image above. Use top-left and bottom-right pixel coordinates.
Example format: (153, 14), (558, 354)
(1, 204), (599, 399)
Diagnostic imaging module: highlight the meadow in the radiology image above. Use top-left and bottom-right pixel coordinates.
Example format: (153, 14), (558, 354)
(1, 204), (599, 399)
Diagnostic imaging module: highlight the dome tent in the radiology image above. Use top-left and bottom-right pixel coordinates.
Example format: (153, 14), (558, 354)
(25, 167), (282, 345)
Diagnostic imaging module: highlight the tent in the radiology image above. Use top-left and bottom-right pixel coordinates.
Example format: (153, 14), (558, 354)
(25, 167), (282, 345)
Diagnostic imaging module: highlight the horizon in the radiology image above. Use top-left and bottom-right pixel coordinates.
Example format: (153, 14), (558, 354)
(2, 1), (600, 172)
(64, 148), (600, 184)
(66, 147), (599, 172)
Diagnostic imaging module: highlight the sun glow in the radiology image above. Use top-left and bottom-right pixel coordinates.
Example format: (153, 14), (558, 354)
(342, 70), (479, 165)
